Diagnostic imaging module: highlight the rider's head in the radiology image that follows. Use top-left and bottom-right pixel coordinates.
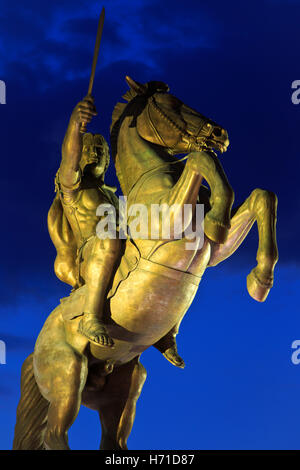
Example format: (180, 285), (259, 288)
(80, 133), (110, 180)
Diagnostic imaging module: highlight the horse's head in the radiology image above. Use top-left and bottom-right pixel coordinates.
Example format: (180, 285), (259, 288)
(123, 76), (229, 155)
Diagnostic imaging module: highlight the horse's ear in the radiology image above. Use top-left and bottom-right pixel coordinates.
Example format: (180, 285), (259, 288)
(148, 81), (170, 93)
(125, 76), (147, 95)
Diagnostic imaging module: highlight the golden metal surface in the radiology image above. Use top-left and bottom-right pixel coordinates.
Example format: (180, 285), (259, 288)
(13, 77), (278, 450)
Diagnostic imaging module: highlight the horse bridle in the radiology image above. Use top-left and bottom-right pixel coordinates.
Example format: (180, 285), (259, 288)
(147, 95), (215, 155)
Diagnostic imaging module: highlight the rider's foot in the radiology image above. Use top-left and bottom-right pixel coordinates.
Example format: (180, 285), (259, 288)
(163, 346), (185, 369)
(78, 313), (114, 347)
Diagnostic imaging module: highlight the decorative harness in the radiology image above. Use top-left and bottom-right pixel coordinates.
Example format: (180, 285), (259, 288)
(147, 95), (215, 155)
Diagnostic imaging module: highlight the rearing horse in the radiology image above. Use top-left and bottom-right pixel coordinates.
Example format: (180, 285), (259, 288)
(13, 77), (278, 450)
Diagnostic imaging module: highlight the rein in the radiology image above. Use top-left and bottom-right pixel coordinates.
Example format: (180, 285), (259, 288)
(148, 95), (211, 154)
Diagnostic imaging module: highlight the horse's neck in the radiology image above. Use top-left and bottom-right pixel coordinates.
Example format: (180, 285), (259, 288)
(116, 116), (168, 196)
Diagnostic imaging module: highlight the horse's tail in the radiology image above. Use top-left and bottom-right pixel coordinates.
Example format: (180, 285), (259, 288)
(13, 353), (49, 450)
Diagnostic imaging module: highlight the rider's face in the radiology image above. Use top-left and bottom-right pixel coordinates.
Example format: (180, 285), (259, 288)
(81, 135), (107, 178)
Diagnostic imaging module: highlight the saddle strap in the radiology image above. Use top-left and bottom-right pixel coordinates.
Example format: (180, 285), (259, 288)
(138, 257), (202, 286)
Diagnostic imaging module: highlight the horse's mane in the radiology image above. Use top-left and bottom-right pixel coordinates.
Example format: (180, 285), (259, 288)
(110, 80), (170, 193)
(110, 87), (145, 161)
(111, 81), (169, 133)
(111, 88), (138, 129)
(110, 80), (171, 153)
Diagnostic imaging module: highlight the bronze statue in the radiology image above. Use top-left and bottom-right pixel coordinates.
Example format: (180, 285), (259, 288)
(49, 95), (184, 360)
(13, 75), (278, 450)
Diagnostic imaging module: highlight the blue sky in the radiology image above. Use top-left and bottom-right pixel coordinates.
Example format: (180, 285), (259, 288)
(0, 0), (300, 450)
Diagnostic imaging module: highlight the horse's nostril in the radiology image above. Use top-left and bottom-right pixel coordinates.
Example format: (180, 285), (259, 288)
(212, 128), (222, 138)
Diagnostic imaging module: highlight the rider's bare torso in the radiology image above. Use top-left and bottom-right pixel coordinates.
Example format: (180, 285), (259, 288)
(58, 176), (116, 248)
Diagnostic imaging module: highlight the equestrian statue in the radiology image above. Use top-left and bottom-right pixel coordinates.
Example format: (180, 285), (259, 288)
(13, 7), (278, 451)
(13, 75), (278, 450)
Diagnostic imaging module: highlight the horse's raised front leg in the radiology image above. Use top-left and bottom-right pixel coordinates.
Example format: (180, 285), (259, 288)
(208, 188), (278, 302)
(82, 357), (146, 450)
(166, 151), (234, 244)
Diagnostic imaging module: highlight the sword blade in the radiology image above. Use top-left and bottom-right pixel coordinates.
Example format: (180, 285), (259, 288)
(87, 7), (105, 95)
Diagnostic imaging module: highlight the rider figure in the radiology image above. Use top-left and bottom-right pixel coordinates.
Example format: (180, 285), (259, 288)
(55, 95), (185, 366)
(56, 95), (119, 347)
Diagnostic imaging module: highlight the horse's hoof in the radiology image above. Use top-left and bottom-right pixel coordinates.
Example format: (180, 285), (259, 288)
(247, 268), (273, 302)
(204, 214), (229, 244)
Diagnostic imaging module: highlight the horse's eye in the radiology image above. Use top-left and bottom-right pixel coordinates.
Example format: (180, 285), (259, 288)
(165, 97), (181, 109)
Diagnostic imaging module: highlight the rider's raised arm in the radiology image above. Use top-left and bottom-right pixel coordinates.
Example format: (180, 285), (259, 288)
(59, 96), (97, 188)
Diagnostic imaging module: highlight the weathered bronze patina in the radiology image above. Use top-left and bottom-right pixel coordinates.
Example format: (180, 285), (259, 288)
(13, 76), (278, 450)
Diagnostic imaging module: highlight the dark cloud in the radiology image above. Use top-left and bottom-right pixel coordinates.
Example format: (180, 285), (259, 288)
(0, 1), (299, 450)
(61, 16), (124, 48)
(0, 0), (299, 279)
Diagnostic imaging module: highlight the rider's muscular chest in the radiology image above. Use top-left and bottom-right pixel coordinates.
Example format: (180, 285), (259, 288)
(66, 188), (108, 240)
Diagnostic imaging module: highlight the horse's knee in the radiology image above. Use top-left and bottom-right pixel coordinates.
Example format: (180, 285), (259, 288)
(186, 151), (211, 177)
(250, 188), (278, 214)
(186, 151), (234, 200)
(214, 184), (234, 208)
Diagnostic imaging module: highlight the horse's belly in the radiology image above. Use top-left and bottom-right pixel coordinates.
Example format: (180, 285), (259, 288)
(108, 267), (198, 347)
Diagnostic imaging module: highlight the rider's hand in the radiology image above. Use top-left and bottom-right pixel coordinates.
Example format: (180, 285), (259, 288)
(71, 96), (97, 126)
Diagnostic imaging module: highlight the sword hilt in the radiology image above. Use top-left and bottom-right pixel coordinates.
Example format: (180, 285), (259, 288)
(80, 92), (93, 134)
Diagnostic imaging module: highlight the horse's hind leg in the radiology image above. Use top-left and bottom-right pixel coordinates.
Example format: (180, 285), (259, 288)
(208, 188), (278, 301)
(36, 347), (88, 450)
(82, 357), (146, 450)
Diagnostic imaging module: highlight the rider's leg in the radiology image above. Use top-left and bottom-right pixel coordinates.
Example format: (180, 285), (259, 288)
(43, 348), (88, 450)
(78, 237), (121, 346)
(208, 188), (278, 301)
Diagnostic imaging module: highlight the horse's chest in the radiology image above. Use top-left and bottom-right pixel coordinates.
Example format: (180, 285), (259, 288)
(146, 236), (211, 277)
